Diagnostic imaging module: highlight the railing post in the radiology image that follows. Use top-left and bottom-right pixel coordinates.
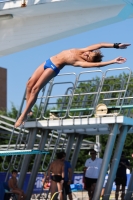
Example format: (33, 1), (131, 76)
(103, 125), (129, 200)
(92, 124), (118, 200)
(26, 129), (49, 200)
(18, 128), (37, 188)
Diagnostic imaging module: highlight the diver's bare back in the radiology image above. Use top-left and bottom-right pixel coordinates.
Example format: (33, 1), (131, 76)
(50, 160), (64, 175)
(50, 48), (85, 69)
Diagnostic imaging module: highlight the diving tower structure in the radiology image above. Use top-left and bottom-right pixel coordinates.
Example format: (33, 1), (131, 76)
(1, 67), (133, 199)
(25, 67), (133, 200)
(0, 0), (133, 56)
(23, 67), (133, 200)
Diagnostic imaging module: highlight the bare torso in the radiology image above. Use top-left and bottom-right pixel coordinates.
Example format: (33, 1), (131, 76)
(50, 48), (89, 70)
(49, 159), (64, 175)
(8, 177), (18, 189)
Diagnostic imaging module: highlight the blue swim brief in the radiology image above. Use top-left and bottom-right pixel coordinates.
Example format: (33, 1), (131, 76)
(44, 59), (60, 75)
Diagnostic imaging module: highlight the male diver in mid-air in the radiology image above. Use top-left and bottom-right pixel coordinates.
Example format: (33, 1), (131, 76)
(15, 42), (130, 127)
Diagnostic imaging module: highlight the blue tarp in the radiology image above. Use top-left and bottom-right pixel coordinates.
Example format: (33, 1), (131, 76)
(0, 172), (131, 200)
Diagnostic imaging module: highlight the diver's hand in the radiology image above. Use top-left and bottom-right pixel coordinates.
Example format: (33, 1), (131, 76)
(119, 43), (131, 49)
(114, 57), (127, 64)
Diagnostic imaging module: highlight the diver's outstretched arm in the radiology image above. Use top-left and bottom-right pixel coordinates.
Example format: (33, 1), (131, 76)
(75, 56), (127, 68)
(82, 43), (131, 51)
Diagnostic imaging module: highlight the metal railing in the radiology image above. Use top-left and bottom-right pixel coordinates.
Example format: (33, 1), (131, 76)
(1, 67), (132, 174)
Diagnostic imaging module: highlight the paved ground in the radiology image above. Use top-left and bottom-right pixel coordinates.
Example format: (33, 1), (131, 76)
(72, 191), (114, 200)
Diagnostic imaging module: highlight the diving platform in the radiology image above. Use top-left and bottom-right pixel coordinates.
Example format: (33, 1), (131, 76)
(0, 0), (133, 56)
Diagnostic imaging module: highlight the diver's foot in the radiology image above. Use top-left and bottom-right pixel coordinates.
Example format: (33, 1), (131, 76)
(27, 110), (33, 116)
(15, 116), (25, 128)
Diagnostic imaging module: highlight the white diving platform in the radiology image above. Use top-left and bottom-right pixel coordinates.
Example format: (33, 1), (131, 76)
(0, 0), (133, 56)
(24, 116), (133, 135)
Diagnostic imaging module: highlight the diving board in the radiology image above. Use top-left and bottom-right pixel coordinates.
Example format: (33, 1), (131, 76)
(0, 149), (49, 156)
(0, 0), (133, 56)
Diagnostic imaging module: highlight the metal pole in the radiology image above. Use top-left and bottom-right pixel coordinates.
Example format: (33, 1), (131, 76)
(96, 135), (100, 158)
(125, 169), (133, 199)
(65, 134), (75, 160)
(17, 90), (26, 118)
(18, 128), (37, 188)
(71, 134), (83, 173)
(26, 129), (49, 200)
(103, 125), (129, 200)
(41, 79), (54, 117)
(92, 123), (118, 200)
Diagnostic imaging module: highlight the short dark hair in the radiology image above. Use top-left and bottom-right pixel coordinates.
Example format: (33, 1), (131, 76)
(92, 50), (103, 62)
(12, 169), (18, 174)
(61, 151), (66, 157)
(56, 152), (65, 159)
(89, 149), (96, 152)
(56, 151), (66, 159)
(89, 149), (97, 154)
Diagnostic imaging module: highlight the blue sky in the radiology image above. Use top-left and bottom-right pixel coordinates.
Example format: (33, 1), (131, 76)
(0, 17), (133, 111)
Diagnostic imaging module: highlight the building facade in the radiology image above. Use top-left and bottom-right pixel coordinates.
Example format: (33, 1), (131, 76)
(0, 67), (7, 111)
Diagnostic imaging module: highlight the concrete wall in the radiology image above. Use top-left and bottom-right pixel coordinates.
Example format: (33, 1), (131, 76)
(0, 67), (7, 111)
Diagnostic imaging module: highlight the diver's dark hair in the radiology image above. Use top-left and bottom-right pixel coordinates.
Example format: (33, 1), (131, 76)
(92, 50), (104, 62)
